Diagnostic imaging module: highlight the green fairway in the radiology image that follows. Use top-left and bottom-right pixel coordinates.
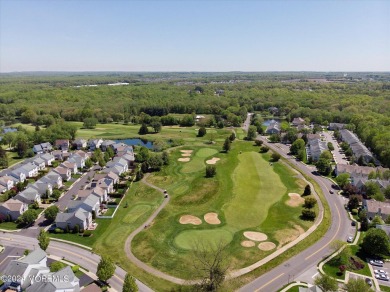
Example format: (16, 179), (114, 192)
(195, 148), (218, 158)
(174, 228), (233, 250)
(224, 151), (287, 229)
(122, 204), (152, 224)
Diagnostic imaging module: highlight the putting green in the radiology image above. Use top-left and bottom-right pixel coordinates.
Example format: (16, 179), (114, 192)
(195, 148), (218, 158)
(174, 229), (233, 250)
(122, 205), (151, 224)
(223, 151), (287, 229)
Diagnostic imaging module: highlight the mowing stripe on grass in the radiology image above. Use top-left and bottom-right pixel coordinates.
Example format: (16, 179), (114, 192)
(223, 152), (287, 229)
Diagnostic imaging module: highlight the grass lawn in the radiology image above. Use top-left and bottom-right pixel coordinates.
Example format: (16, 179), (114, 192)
(49, 218), (112, 247)
(322, 262), (345, 280)
(5, 151), (25, 167)
(0, 221), (19, 230)
(101, 207), (115, 217)
(131, 141), (311, 279)
(380, 286), (390, 292)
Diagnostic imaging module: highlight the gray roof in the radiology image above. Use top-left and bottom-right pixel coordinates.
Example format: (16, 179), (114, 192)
(2, 261), (29, 278)
(19, 248), (47, 264)
(55, 212), (73, 223)
(26, 266), (79, 292)
(21, 163), (38, 172)
(15, 188), (39, 201)
(40, 153), (55, 161)
(32, 157), (45, 165)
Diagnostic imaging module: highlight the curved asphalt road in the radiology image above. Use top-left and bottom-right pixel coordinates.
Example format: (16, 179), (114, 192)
(0, 233), (153, 292)
(239, 136), (351, 292)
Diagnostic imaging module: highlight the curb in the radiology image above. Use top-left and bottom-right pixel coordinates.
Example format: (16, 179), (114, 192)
(50, 237), (92, 250)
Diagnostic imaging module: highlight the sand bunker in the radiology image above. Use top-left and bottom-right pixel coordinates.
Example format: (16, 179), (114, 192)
(258, 242), (276, 251)
(204, 213), (221, 225)
(180, 150), (193, 154)
(286, 193), (305, 207)
(182, 153), (192, 157)
(243, 231), (267, 241)
(179, 215), (202, 225)
(206, 157), (220, 165)
(241, 240), (255, 247)
(178, 158), (191, 162)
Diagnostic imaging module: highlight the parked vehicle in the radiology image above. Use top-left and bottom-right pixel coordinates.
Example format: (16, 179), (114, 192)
(365, 278), (373, 286)
(370, 259), (384, 267)
(347, 236), (353, 243)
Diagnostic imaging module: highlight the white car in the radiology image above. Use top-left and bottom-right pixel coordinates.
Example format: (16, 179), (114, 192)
(370, 260), (384, 267)
(347, 236), (353, 243)
(375, 269), (387, 274)
(376, 274), (390, 281)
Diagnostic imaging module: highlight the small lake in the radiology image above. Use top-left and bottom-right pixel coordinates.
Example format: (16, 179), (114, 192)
(115, 138), (153, 149)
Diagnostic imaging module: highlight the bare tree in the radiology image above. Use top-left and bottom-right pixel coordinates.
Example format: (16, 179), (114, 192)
(191, 240), (229, 291)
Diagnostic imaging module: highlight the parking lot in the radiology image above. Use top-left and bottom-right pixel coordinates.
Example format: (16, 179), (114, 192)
(321, 131), (349, 165)
(370, 259), (390, 287)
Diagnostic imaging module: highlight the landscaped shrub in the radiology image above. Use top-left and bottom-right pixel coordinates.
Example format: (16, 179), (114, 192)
(54, 228), (64, 234)
(107, 202), (118, 205)
(351, 209), (358, 215)
(72, 265), (80, 273)
(83, 230), (92, 237)
(73, 224), (80, 234)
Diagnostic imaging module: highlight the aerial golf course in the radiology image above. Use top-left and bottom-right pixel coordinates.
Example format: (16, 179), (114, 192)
(131, 140), (315, 279)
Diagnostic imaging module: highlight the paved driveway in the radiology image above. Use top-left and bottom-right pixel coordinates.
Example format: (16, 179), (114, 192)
(322, 131), (349, 165)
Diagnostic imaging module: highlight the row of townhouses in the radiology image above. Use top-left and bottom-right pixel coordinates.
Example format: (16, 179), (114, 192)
(54, 142), (134, 231)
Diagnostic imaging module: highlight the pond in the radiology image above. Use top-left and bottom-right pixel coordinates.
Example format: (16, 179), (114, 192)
(115, 138), (153, 149)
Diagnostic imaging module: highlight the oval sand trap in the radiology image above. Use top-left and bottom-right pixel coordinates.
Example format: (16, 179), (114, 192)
(258, 242), (276, 251)
(206, 157), (220, 165)
(286, 193), (305, 207)
(178, 158), (190, 162)
(241, 240), (255, 247)
(179, 215), (202, 225)
(243, 231), (267, 241)
(204, 212), (221, 225)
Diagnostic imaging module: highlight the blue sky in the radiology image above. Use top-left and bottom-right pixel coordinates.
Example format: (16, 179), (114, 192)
(1, 0), (389, 72)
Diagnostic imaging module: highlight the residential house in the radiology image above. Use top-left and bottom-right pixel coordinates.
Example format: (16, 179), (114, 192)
(31, 180), (52, 196)
(292, 117), (305, 127)
(0, 198), (28, 221)
(55, 139), (70, 151)
(88, 139), (103, 151)
(0, 175), (15, 192)
(100, 140), (115, 151)
(32, 142), (52, 154)
(52, 150), (70, 161)
(31, 157), (46, 170)
(61, 161), (78, 174)
(26, 266), (80, 292)
(68, 153), (85, 169)
(74, 150), (89, 160)
(102, 165), (123, 176)
(67, 194), (100, 214)
(41, 171), (63, 188)
(77, 186), (108, 203)
(73, 138), (87, 150)
(2, 248), (79, 292)
(335, 164), (388, 177)
(118, 152), (135, 167)
(266, 121), (280, 135)
(1, 248), (50, 291)
(40, 153), (55, 166)
(339, 129), (375, 165)
(308, 139), (328, 162)
(15, 187), (41, 204)
(106, 157), (128, 174)
(9, 168), (27, 183)
(94, 171), (119, 185)
(53, 167), (71, 181)
(55, 208), (92, 230)
(21, 163), (39, 178)
(363, 199), (390, 221)
(328, 123), (346, 131)
(111, 142), (127, 154)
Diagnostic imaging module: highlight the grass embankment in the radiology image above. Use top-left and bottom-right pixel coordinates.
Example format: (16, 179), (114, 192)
(131, 141), (310, 280)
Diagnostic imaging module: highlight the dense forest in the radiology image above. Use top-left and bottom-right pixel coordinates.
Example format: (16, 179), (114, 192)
(0, 72), (389, 167)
